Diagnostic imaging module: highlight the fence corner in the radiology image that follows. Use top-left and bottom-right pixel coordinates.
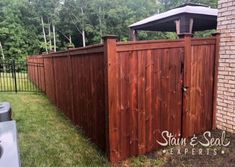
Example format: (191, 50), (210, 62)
(103, 35), (120, 162)
(212, 32), (221, 130)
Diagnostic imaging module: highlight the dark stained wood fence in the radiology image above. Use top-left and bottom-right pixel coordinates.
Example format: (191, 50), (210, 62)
(28, 44), (107, 151)
(27, 34), (220, 162)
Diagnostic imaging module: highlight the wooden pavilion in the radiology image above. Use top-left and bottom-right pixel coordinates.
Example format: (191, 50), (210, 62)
(129, 3), (218, 40)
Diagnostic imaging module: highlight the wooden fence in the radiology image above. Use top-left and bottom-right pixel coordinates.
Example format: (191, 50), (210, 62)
(28, 44), (107, 151)
(27, 34), (220, 162)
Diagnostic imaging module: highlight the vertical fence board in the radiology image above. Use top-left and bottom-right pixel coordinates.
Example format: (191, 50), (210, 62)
(129, 51), (138, 156)
(182, 35), (192, 138)
(137, 51), (146, 155)
(145, 50), (153, 152)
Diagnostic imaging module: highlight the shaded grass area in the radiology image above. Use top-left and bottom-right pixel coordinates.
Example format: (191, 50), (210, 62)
(0, 93), (164, 167)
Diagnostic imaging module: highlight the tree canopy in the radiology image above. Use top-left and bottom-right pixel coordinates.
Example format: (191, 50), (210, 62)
(0, 0), (218, 60)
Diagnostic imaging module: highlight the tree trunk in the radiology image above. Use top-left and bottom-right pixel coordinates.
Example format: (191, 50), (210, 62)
(99, 7), (103, 43)
(53, 25), (56, 52)
(82, 30), (86, 47)
(69, 35), (72, 44)
(0, 42), (6, 72)
(48, 21), (52, 51)
(81, 7), (86, 47)
(41, 17), (48, 54)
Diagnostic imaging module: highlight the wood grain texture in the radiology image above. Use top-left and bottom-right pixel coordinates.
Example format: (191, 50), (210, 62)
(111, 45), (184, 161)
(182, 35), (216, 137)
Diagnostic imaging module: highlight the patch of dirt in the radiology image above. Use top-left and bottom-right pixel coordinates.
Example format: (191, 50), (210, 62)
(154, 129), (235, 167)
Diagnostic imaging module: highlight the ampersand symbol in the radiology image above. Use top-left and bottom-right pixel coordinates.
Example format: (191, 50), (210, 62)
(190, 135), (198, 147)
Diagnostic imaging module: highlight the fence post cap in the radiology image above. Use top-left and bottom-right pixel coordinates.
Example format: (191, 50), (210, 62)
(102, 35), (118, 40)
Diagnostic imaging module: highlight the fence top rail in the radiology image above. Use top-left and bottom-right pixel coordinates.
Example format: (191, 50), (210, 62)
(191, 36), (217, 41)
(117, 40), (185, 52)
(117, 38), (184, 46)
(69, 44), (104, 56)
(115, 37), (217, 52)
(27, 55), (43, 59)
(27, 61), (44, 65)
(117, 36), (216, 46)
(46, 51), (68, 58)
(28, 43), (104, 58)
(191, 37), (216, 45)
(68, 43), (103, 52)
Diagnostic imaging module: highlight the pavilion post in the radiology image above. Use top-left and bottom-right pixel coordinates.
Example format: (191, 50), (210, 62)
(175, 20), (181, 35)
(189, 18), (194, 34)
(175, 16), (194, 37)
(130, 29), (138, 41)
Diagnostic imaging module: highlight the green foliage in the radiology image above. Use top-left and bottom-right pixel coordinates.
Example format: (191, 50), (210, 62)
(160, 0), (217, 10)
(194, 29), (217, 37)
(87, 0), (160, 43)
(0, 0), (40, 61)
(0, 0), (218, 60)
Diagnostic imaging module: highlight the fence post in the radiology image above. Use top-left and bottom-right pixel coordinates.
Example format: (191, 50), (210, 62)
(212, 33), (221, 129)
(12, 59), (17, 93)
(103, 35), (119, 162)
(181, 33), (192, 138)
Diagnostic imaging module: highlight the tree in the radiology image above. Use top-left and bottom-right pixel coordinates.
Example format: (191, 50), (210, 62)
(0, 0), (40, 61)
(160, 0), (217, 10)
(58, 0), (91, 47)
(29, 0), (61, 52)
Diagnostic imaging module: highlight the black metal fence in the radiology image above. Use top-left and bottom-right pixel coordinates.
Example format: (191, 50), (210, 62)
(0, 59), (44, 93)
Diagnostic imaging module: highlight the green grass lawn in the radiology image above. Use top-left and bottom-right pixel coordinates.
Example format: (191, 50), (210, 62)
(0, 93), (164, 167)
(0, 93), (108, 167)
